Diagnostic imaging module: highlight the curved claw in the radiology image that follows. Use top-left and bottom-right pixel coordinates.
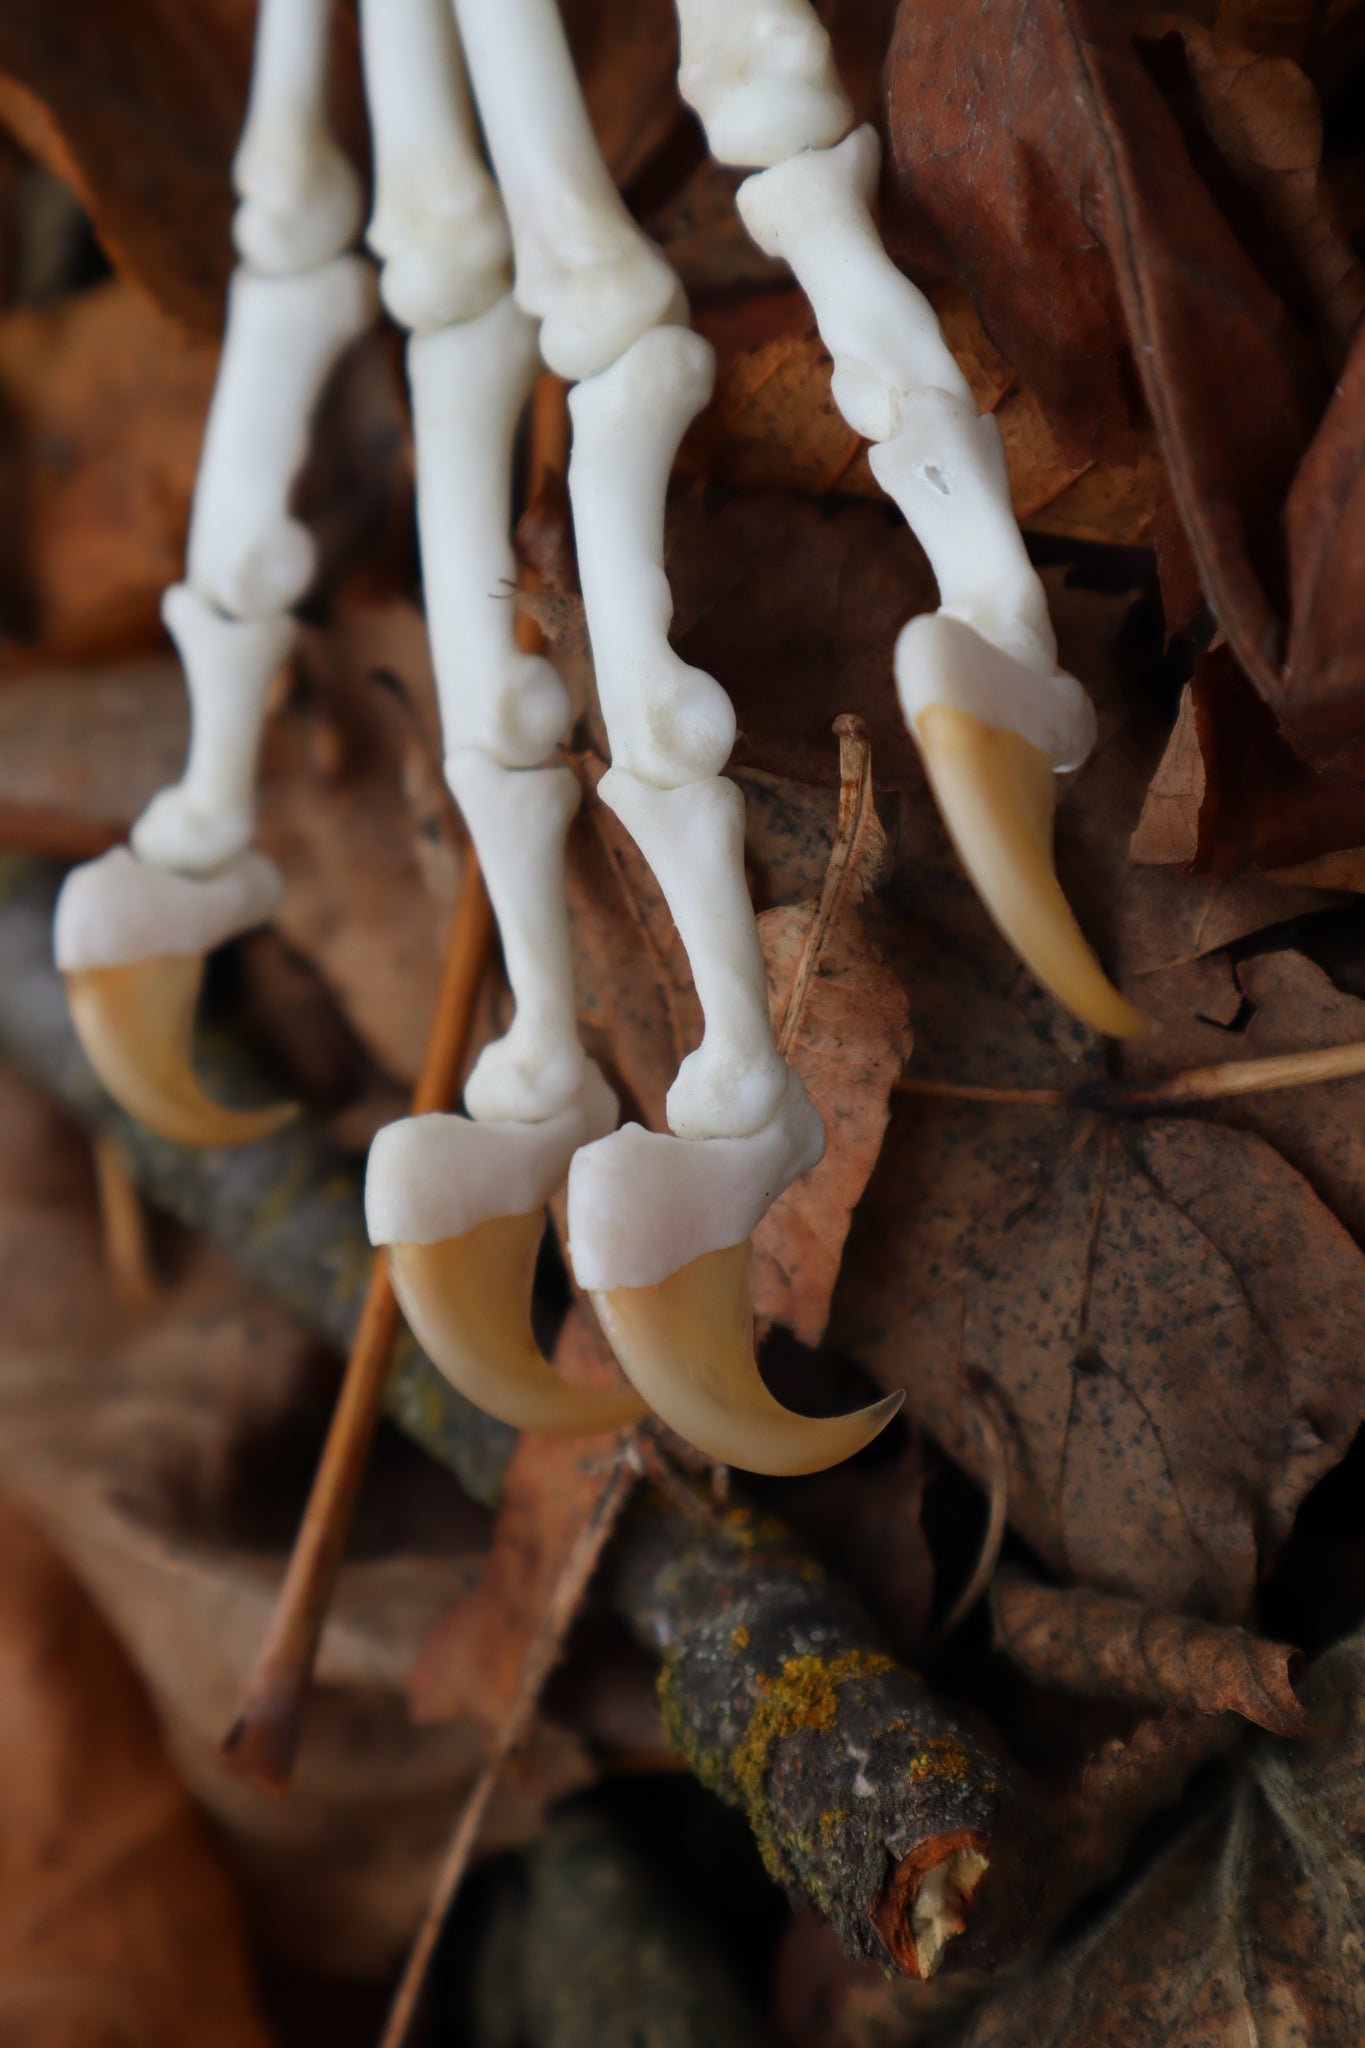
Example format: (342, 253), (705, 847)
(388, 1209), (645, 1436)
(65, 955), (297, 1148)
(593, 1240), (902, 1476)
(915, 703), (1148, 1040)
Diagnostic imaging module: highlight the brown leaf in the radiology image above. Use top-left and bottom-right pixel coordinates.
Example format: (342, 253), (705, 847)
(958, 1625), (1365, 2045)
(1284, 318), (1365, 772)
(883, 0), (1323, 700)
(0, 1491), (273, 2048)
(754, 716), (913, 1344)
(406, 1312), (638, 1729)
(0, 1061), (584, 1976)
(991, 1569), (1314, 1735)
(831, 583), (1365, 1624)
(0, 281), (216, 656)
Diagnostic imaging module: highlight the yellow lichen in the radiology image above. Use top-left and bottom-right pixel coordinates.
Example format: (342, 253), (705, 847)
(730, 1624), (751, 1652)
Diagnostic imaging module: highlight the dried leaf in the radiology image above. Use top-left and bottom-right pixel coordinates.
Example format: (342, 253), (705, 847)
(0, 1061), (583, 1976)
(754, 717), (912, 1344)
(959, 1626), (1365, 2046)
(991, 1569), (1314, 1735)
(0, 1491), (273, 2048)
(0, 281), (216, 655)
(406, 1312), (637, 1729)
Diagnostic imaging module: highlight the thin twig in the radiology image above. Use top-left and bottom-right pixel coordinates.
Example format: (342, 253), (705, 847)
(926, 1377), (1010, 1653)
(220, 863), (493, 1791)
(378, 1459), (637, 2048)
(91, 1133), (159, 1307)
(221, 373), (571, 1794)
(895, 1039), (1365, 1113)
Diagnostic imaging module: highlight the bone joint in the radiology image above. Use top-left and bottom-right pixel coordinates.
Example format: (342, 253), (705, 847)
(451, 0), (687, 379)
(232, 0), (364, 273)
(675, 0), (853, 166)
(360, 0), (511, 331)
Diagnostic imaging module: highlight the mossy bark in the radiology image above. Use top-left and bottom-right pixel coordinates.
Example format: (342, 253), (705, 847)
(612, 1488), (1041, 1977)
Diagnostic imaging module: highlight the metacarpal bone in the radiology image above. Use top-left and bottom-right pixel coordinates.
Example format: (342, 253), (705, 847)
(408, 295), (570, 767)
(674, 0), (852, 166)
(131, 586), (294, 874)
(187, 255), (378, 620)
(359, 0), (512, 331)
(599, 768), (788, 1142)
(451, 0), (686, 379)
(568, 326), (735, 789)
(232, 0), (364, 274)
(445, 751), (590, 1125)
(737, 126), (970, 442)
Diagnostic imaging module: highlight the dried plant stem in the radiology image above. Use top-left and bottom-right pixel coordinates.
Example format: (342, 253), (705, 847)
(221, 861), (493, 1792)
(91, 1133), (159, 1307)
(897, 1039), (1365, 1111)
(379, 1460), (637, 2048)
(927, 1378), (1010, 1653)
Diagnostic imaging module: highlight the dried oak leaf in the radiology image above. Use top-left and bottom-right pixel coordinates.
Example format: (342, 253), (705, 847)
(990, 1568), (1315, 1736)
(0, 1491), (273, 2048)
(957, 1624), (1365, 2046)
(882, 0), (1328, 716)
(829, 582), (1365, 1624)
(0, 1062), (586, 1976)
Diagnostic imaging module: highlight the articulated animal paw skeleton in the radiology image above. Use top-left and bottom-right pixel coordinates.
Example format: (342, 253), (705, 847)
(52, 0), (1147, 1477)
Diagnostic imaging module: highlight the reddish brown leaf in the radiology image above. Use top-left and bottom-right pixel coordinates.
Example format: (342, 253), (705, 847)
(0, 1493), (273, 2048)
(883, 0), (1322, 703)
(991, 1569), (1314, 1735)
(406, 1313), (637, 1729)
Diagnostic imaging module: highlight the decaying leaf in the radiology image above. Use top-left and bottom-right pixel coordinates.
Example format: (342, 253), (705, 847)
(990, 1569), (1315, 1736)
(959, 1624), (1365, 2045)
(754, 716), (912, 1345)
(0, 1491), (273, 2048)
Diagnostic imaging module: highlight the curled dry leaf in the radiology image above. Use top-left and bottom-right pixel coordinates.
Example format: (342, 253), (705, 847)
(990, 1568), (1316, 1736)
(958, 1625), (1365, 2046)
(0, 1492), (273, 2048)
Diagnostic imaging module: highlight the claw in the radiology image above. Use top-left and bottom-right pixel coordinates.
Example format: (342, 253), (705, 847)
(65, 953), (296, 1147)
(54, 847), (294, 1147)
(388, 1211), (645, 1435)
(366, 1068), (637, 1436)
(592, 1240), (902, 1476)
(895, 615), (1147, 1039)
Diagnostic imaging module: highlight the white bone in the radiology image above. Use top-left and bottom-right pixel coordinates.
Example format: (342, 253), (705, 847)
(359, 0), (512, 331)
(568, 327), (735, 789)
(567, 1067), (823, 1291)
(673, 0), (852, 166)
(232, 0), (363, 274)
(445, 751), (591, 1125)
(54, 847), (283, 974)
(599, 768), (788, 1142)
(130, 585), (294, 874)
(893, 614), (1097, 772)
(451, 0), (687, 379)
(867, 402), (1059, 683)
(366, 1062), (617, 1245)
(408, 296), (571, 767)
(186, 255), (377, 620)
(737, 126), (971, 441)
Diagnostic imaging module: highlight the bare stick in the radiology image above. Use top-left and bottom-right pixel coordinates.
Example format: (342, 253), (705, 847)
(91, 1133), (159, 1308)
(220, 860), (493, 1791)
(897, 1040), (1365, 1113)
(378, 1459), (636, 2048)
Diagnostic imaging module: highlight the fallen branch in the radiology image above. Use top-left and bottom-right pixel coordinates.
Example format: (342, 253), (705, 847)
(610, 1485), (1043, 1979)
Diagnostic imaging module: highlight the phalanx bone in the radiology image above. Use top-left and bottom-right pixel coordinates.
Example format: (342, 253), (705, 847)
(55, 0), (1144, 1476)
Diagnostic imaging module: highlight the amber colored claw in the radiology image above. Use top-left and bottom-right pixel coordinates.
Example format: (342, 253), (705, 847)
(915, 704), (1148, 1039)
(592, 1240), (901, 1476)
(65, 955), (296, 1148)
(388, 1209), (646, 1435)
